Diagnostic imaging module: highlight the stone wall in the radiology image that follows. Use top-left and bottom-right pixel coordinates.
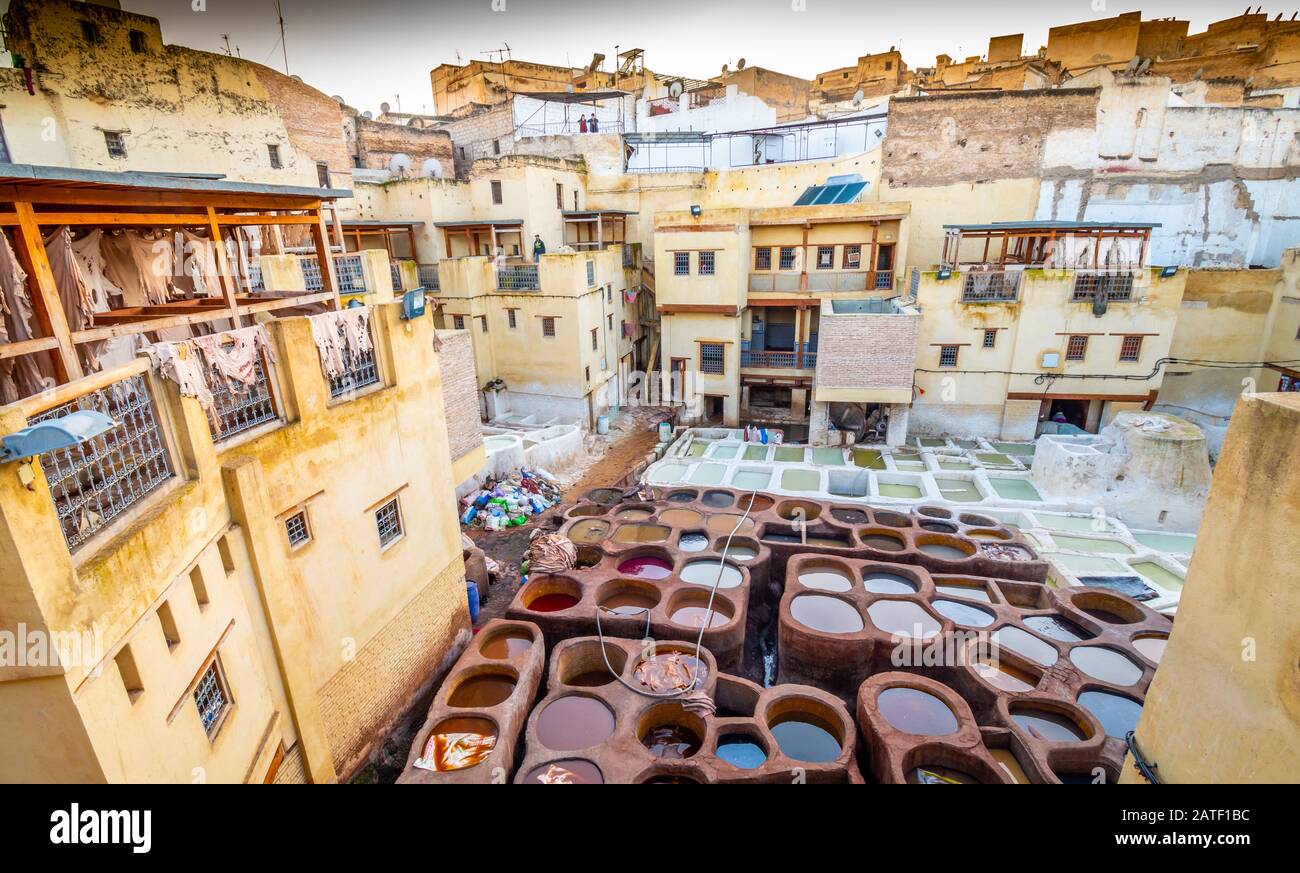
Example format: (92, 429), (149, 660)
(437, 330), (484, 462)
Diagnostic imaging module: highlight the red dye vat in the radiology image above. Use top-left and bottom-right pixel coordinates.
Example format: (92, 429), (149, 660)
(529, 593), (580, 612)
(617, 556), (673, 580)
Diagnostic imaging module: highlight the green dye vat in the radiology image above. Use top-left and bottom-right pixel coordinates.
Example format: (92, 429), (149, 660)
(688, 441), (709, 457)
(732, 469), (771, 490)
(993, 442), (1036, 456)
(1050, 534), (1133, 555)
(919, 437), (947, 447)
(1055, 554), (1125, 574)
(811, 447), (846, 466)
(1037, 513), (1113, 533)
(879, 482), (923, 499)
(775, 446), (805, 463)
(688, 464), (726, 485)
(1132, 561), (1184, 591)
(743, 445), (770, 461)
(781, 469), (821, 492)
(1131, 532), (1195, 555)
(988, 478), (1042, 501)
(938, 460), (973, 471)
(975, 453), (1016, 466)
(852, 448), (886, 469)
(934, 478), (982, 503)
(649, 463), (687, 484)
(710, 445), (739, 460)
(893, 461), (927, 472)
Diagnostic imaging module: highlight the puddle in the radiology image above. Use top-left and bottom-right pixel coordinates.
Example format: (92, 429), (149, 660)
(774, 446), (805, 462)
(852, 448), (886, 469)
(710, 445), (739, 460)
(1037, 513), (1113, 533)
(568, 519), (610, 543)
(612, 523), (671, 543)
(992, 749), (1030, 784)
(659, 508), (702, 527)
(934, 582), (990, 601)
(732, 469), (772, 490)
(616, 556), (673, 580)
(878, 482), (923, 498)
(974, 657), (1037, 693)
(601, 591), (658, 616)
(797, 563), (854, 592)
(678, 533), (709, 552)
(1132, 635), (1168, 663)
(743, 445), (770, 461)
(528, 593), (579, 612)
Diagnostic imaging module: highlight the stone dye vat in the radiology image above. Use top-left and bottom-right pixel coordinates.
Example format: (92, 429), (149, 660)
(513, 637), (860, 784)
(399, 620), (545, 784)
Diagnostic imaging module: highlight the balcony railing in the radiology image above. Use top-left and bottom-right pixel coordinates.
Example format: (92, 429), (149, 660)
(961, 271), (1022, 303)
(741, 349), (816, 369)
(1072, 270), (1135, 302)
(417, 262), (440, 291)
(497, 264), (540, 291)
(32, 370), (175, 551)
(301, 256), (323, 291)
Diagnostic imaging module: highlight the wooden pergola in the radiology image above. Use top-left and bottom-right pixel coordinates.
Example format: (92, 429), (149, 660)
(940, 221), (1158, 270)
(435, 219), (525, 259)
(0, 163), (350, 387)
(561, 209), (632, 251)
(341, 219), (422, 260)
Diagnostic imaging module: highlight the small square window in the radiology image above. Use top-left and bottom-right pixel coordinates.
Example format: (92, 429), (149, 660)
(843, 245), (861, 269)
(982, 329), (997, 349)
(129, 30), (147, 53)
(1119, 335), (1143, 362)
(700, 342), (725, 375)
(1066, 335), (1089, 362)
(490, 180), (503, 204)
(507, 309), (517, 329)
(116, 645), (144, 704)
(80, 20), (101, 45)
(674, 252), (690, 276)
(375, 497), (404, 547)
(267, 144), (282, 169)
(194, 658), (232, 738)
(816, 246), (835, 269)
(453, 314), (465, 330)
(103, 130), (126, 159)
(754, 247), (772, 271)
(586, 260), (595, 286)
(939, 345), (960, 368)
(157, 601), (181, 651)
(542, 316), (556, 338)
(779, 246), (797, 270)
(590, 327), (598, 350)
(699, 251), (716, 275)
(285, 510), (311, 548)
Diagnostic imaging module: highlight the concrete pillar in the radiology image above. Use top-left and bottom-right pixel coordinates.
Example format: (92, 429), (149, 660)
(358, 250), (395, 303)
(257, 254), (307, 292)
(791, 387), (808, 420)
(885, 403), (910, 446)
(808, 399), (831, 445)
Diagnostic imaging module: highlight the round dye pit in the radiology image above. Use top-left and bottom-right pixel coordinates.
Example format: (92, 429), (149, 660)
(866, 600), (941, 639)
(634, 652), (708, 692)
(448, 674), (517, 708)
(659, 508), (703, 527)
(873, 511), (912, 528)
(586, 488), (622, 504)
(991, 748), (1031, 784)
(934, 582), (990, 602)
(479, 630), (533, 659)
(567, 503), (606, 518)
(617, 556), (674, 580)
(716, 735), (768, 769)
(736, 494), (774, 513)
(722, 543), (759, 561)
(679, 560), (743, 589)
(921, 521), (959, 534)
(1077, 691), (1143, 740)
(670, 604), (730, 629)
(862, 571), (919, 595)
(535, 696), (616, 751)
(568, 519), (610, 543)
(523, 759), (604, 784)
(933, 599), (995, 627)
(614, 507), (654, 521)
(860, 531), (906, 551)
(959, 514), (997, 527)
(706, 514), (757, 536)
(973, 657), (1037, 693)
(566, 669), (618, 688)
(1071, 593), (1143, 625)
(918, 506), (952, 519)
(797, 562), (854, 592)
(1068, 646), (1143, 686)
(908, 766), (980, 784)
(918, 541), (973, 560)
(769, 713), (842, 763)
(678, 532), (710, 552)
(830, 508), (869, 525)
(1010, 708), (1086, 743)
(1024, 615), (1090, 642)
(528, 592), (580, 612)
(701, 490), (734, 508)
(877, 686), (959, 735)
(600, 590), (658, 616)
(1132, 635), (1168, 664)
(666, 490), (698, 502)
(612, 523), (671, 544)
(993, 626), (1059, 666)
(420, 717), (498, 771)
(967, 529), (1010, 541)
(791, 595), (864, 634)
(642, 724), (702, 759)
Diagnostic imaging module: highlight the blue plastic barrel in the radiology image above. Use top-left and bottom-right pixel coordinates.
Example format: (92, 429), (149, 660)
(466, 580), (481, 622)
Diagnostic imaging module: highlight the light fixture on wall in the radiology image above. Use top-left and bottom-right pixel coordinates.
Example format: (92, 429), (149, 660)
(690, 204), (702, 218)
(1160, 265), (1178, 278)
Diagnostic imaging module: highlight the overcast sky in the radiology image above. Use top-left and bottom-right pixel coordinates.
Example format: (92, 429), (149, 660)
(24, 0), (1268, 114)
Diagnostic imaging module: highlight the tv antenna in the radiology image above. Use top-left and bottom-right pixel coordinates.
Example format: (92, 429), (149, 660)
(274, 0), (289, 74)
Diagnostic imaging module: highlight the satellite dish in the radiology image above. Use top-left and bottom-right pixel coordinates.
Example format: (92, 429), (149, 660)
(737, 58), (746, 71)
(852, 89), (865, 106)
(421, 158), (444, 179)
(389, 153), (412, 174)
(380, 101), (391, 114)
(362, 110), (373, 119)
(668, 80), (683, 98)
(331, 95), (344, 103)
(721, 64), (729, 75)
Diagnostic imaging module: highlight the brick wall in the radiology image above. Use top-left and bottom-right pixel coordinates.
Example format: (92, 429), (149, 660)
(253, 66), (353, 184)
(355, 117), (454, 177)
(883, 89), (1099, 187)
(438, 105), (517, 176)
(316, 559), (470, 778)
(437, 331), (483, 462)
(272, 744), (309, 784)
(815, 313), (920, 391)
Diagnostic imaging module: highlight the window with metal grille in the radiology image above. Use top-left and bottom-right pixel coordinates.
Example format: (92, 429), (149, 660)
(754, 247), (771, 270)
(843, 245), (861, 269)
(507, 309), (517, 328)
(982, 329), (997, 349)
(673, 252), (689, 275)
(194, 658), (231, 738)
(542, 316), (556, 337)
(1065, 335), (1089, 361)
(453, 314), (465, 330)
(816, 246), (835, 269)
(590, 328), (598, 350)
(267, 144), (282, 169)
(779, 247), (796, 270)
(207, 347), (279, 441)
(698, 251), (716, 275)
(34, 373), (174, 551)
(285, 511), (310, 548)
(375, 498), (403, 547)
(700, 343), (725, 375)
(103, 130), (126, 159)
(1119, 335), (1144, 362)
(322, 317), (380, 398)
(586, 260), (595, 286)
(939, 345), (960, 368)
(333, 254), (366, 294)
(490, 180), (503, 204)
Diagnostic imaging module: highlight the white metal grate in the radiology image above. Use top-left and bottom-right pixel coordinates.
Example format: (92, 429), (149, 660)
(208, 352), (278, 441)
(194, 660), (230, 736)
(285, 511), (310, 547)
(375, 498), (403, 547)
